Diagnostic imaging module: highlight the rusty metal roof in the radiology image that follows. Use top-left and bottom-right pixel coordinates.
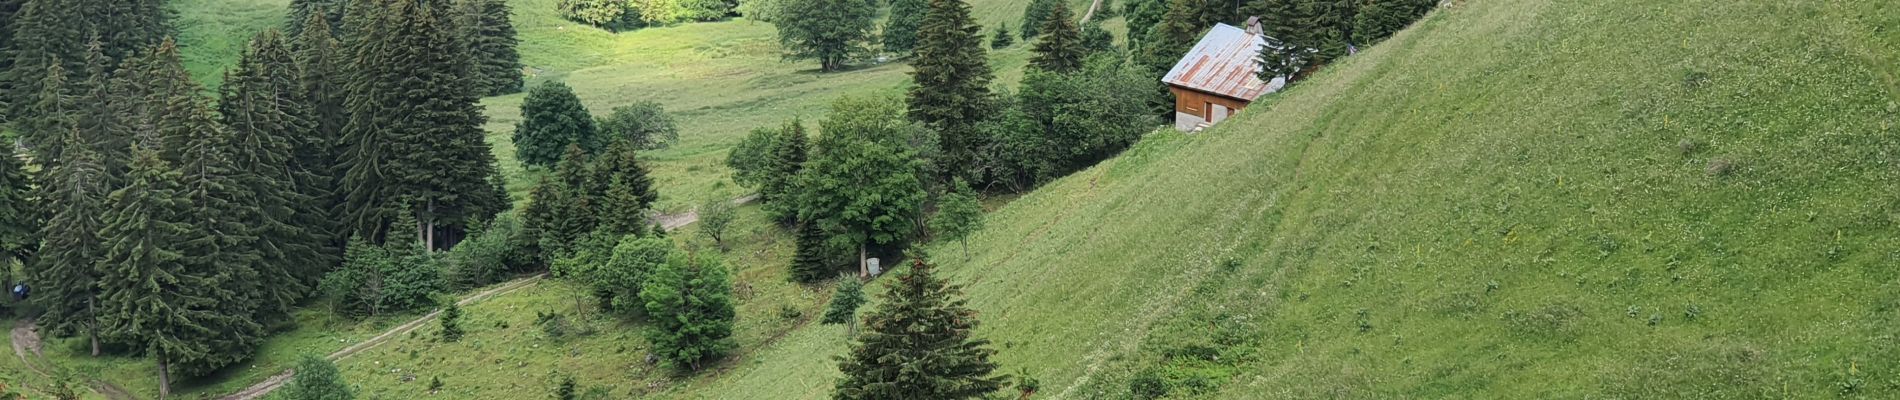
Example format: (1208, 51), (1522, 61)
(1162, 23), (1285, 102)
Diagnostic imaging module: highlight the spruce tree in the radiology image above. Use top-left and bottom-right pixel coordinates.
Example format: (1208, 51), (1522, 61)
(0, 132), (36, 295)
(819, 277), (865, 335)
(834, 258), (1004, 399)
(74, 37), (130, 181)
(881, 0), (927, 56)
(760, 119), (807, 222)
(1136, 0), (1201, 76)
(591, 139), (659, 236)
(518, 175), (559, 264)
(1078, 20), (1116, 55)
(220, 29), (336, 323)
(19, 57), (76, 161)
(95, 148), (206, 398)
(286, 0), (347, 39)
(788, 223), (832, 283)
(30, 131), (105, 356)
(458, 0), (522, 96)
(540, 145), (600, 257)
(439, 303), (465, 342)
(641, 251), (736, 371)
(151, 37), (269, 377)
(4, 0), (84, 120)
(293, 7), (348, 197)
(514, 80), (598, 167)
(1018, 0), (1057, 40)
(907, 0), (992, 181)
(990, 23), (1013, 48)
(1027, 0), (1084, 73)
(340, 0), (505, 246)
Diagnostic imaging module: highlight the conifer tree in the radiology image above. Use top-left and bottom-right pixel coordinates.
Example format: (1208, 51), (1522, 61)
(286, 0), (346, 39)
(151, 37), (270, 377)
(908, 0), (992, 181)
(1018, 0), (1057, 39)
(1027, 0), (1084, 73)
(221, 29), (336, 321)
(834, 258), (1004, 399)
(1136, 0), (1200, 75)
(293, 8), (348, 193)
(788, 223), (832, 283)
(30, 131), (104, 356)
(819, 276), (864, 335)
(95, 148), (206, 398)
(641, 251), (736, 371)
(760, 119), (807, 222)
(1078, 20), (1116, 55)
(591, 139), (659, 236)
(539, 145), (601, 256)
(340, 0), (505, 246)
(514, 80), (598, 167)
(990, 23), (1013, 48)
(518, 175), (559, 264)
(3, 0), (84, 120)
(881, 0), (927, 56)
(439, 302), (465, 342)
(458, 0), (522, 95)
(74, 37), (130, 180)
(0, 134), (36, 294)
(19, 57), (75, 160)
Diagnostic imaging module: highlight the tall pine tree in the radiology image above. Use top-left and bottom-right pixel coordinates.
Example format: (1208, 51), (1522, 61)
(0, 129), (36, 295)
(220, 29), (337, 323)
(31, 131), (106, 356)
(788, 223), (831, 283)
(95, 147), (205, 398)
(834, 258), (1004, 399)
(760, 119), (807, 222)
(4, 0), (167, 120)
(457, 0), (522, 96)
(1027, 0), (1084, 73)
(286, 0), (347, 39)
(907, 0), (992, 182)
(293, 6), (348, 194)
(881, 0), (927, 56)
(590, 138), (659, 236)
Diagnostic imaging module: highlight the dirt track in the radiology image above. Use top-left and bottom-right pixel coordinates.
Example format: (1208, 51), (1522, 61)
(11, 319), (135, 400)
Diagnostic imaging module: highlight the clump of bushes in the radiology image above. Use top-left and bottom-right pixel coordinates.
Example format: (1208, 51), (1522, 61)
(558, 0), (738, 31)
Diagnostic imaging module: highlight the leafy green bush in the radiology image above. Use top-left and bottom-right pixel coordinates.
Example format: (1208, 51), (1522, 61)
(597, 101), (679, 150)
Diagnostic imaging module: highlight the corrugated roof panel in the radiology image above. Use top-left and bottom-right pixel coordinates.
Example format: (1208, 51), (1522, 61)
(1162, 23), (1281, 101)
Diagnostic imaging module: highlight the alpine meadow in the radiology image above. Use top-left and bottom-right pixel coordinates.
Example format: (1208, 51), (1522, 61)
(1, 0), (1897, 399)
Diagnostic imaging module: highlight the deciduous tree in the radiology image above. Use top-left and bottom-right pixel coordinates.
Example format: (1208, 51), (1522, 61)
(514, 80), (598, 167)
(773, 0), (876, 71)
(929, 179), (983, 260)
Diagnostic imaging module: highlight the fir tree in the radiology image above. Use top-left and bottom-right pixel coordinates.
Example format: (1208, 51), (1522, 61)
(641, 251), (736, 371)
(553, 376), (577, 400)
(5, 0), (168, 119)
(788, 223), (833, 283)
(990, 23), (1013, 48)
(458, 0), (522, 95)
(591, 139), (659, 236)
(819, 276), (865, 335)
(30, 131), (105, 356)
(340, 0), (504, 247)
(286, 0), (346, 39)
(539, 145), (600, 257)
(0, 130), (36, 297)
(1078, 20), (1116, 55)
(1018, 0), (1057, 39)
(95, 148), (205, 398)
(760, 119), (807, 222)
(518, 175), (559, 264)
(153, 60), (270, 382)
(439, 303), (465, 342)
(881, 0), (927, 56)
(18, 56), (76, 161)
(293, 7), (348, 201)
(514, 80), (598, 167)
(773, 0), (876, 71)
(1027, 0), (1084, 73)
(908, 0), (992, 180)
(283, 355), (354, 400)
(1136, 0), (1201, 76)
(834, 258), (1004, 399)
(220, 29), (336, 323)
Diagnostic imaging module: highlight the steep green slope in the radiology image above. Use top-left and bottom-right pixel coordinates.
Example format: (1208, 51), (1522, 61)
(673, 0), (1900, 398)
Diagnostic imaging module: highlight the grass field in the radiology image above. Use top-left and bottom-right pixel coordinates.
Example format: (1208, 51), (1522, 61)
(604, 0), (1900, 398)
(27, 0), (1894, 398)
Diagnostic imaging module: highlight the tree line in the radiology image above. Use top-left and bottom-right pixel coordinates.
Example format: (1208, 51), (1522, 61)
(0, 0), (522, 395)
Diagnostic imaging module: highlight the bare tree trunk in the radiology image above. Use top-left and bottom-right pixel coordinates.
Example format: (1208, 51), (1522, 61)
(424, 200), (436, 251)
(157, 355), (171, 399)
(88, 300), (100, 356)
(962, 239), (969, 261)
(859, 244), (868, 278)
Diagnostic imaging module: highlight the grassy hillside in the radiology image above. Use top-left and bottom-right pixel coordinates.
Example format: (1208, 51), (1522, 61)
(640, 0), (1900, 398)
